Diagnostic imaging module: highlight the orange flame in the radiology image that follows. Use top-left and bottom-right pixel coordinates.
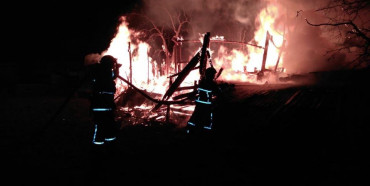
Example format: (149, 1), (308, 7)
(212, 1), (285, 83)
(102, 1), (286, 101)
(102, 17), (169, 97)
(94, 1), (288, 126)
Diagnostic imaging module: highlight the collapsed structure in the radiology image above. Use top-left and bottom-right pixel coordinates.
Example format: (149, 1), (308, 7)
(114, 31), (286, 127)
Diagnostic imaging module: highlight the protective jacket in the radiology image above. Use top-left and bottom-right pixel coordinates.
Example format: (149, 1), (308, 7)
(187, 75), (219, 133)
(91, 56), (118, 145)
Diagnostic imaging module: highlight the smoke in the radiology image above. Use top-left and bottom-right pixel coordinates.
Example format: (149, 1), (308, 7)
(141, 0), (265, 41)
(138, 0), (358, 73)
(278, 0), (349, 74)
(84, 53), (101, 66)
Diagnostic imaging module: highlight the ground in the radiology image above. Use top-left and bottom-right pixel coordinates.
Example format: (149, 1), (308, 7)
(2, 68), (370, 185)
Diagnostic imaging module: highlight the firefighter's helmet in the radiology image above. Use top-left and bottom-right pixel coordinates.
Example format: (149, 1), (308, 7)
(100, 55), (117, 69)
(205, 67), (217, 79)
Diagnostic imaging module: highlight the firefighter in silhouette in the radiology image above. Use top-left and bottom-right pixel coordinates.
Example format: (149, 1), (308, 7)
(186, 66), (220, 134)
(90, 55), (120, 145)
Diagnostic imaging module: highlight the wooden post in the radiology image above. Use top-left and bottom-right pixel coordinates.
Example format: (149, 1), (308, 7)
(166, 77), (173, 123)
(261, 31), (270, 72)
(147, 48), (150, 84)
(274, 40), (285, 72)
(178, 44), (182, 73)
(153, 52), (201, 111)
(200, 32), (211, 78)
(275, 19), (286, 73)
(166, 53), (170, 76)
(194, 80), (198, 92)
(174, 44), (178, 73)
(128, 42), (132, 83)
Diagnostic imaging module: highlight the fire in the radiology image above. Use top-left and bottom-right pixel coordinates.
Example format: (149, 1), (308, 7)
(212, 1), (285, 82)
(102, 2), (285, 96)
(96, 1), (287, 125)
(102, 17), (169, 97)
(251, 2), (284, 70)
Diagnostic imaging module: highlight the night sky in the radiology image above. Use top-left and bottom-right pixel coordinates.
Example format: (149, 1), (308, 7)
(4, 0), (367, 81)
(3, 1), (141, 70)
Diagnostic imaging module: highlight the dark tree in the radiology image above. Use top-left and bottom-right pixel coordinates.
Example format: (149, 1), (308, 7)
(127, 6), (191, 76)
(304, 0), (370, 68)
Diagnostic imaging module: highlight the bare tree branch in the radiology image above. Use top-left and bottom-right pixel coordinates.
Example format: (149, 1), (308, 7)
(130, 8), (191, 75)
(303, 0), (369, 67)
(315, 4), (342, 12)
(305, 18), (370, 43)
(164, 8), (177, 34)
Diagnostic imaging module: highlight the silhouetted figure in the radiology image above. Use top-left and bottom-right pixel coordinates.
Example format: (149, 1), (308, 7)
(90, 55), (120, 145)
(187, 67), (220, 134)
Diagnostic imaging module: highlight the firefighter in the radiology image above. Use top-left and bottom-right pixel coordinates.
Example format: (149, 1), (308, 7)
(186, 67), (220, 134)
(90, 55), (120, 145)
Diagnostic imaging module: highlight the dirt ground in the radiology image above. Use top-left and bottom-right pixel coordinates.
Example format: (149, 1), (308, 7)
(2, 69), (370, 186)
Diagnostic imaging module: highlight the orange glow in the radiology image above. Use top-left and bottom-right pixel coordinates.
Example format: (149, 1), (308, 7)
(212, 1), (285, 83)
(102, 17), (170, 97)
(101, 1), (286, 113)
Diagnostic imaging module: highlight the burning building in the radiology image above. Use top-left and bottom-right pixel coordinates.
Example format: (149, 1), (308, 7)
(84, 0), (367, 127)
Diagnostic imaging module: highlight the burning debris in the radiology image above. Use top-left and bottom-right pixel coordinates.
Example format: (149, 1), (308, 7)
(84, 0), (299, 128)
(111, 30), (282, 128)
